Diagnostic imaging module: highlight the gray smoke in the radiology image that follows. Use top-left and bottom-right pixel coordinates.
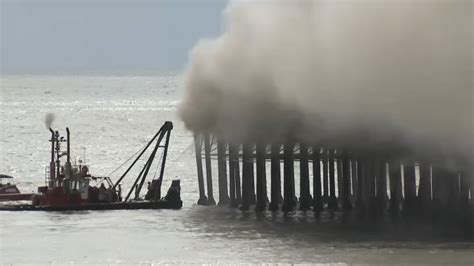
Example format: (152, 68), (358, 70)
(180, 0), (473, 171)
(44, 112), (55, 129)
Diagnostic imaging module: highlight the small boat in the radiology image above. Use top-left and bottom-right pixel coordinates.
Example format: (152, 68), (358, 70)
(0, 121), (182, 211)
(0, 174), (35, 202)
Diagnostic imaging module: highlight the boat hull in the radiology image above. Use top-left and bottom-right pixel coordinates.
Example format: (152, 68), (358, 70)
(0, 200), (182, 211)
(0, 193), (35, 202)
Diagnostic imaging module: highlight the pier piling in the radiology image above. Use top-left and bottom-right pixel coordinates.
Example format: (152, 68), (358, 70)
(328, 149), (338, 210)
(322, 149), (329, 204)
(341, 151), (352, 210)
(375, 160), (387, 213)
(389, 161), (402, 216)
(337, 153), (343, 205)
(255, 143), (267, 212)
(217, 139), (230, 206)
(249, 145), (256, 205)
(191, 134), (472, 232)
(351, 159), (358, 203)
(234, 147), (242, 205)
(417, 163), (432, 212)
(194, 133), (208, 205)
(240, 143), (254, 211)
(282, 143), (296, 212)
(355, 158), (365, 215)
(228, 143), (237, 207)
(446, 170), (460, 210)
(403, 162), (417, 214)
(460, 171), (470, 207)
(204, 133), (216, 205)
(312, 146), (324, 212)
(299, 143), (311, 210)
(366, 159), (376, 217)
(269, 144), (282, 211)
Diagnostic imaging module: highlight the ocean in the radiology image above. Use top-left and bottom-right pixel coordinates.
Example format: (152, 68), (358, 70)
(0, 75), (472, 264)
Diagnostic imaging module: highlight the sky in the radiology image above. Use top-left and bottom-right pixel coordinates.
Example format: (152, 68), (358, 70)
(0, 0), (228, 74)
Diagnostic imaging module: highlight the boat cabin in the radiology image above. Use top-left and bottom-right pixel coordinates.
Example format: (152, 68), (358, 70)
(34, 128), (118, 207)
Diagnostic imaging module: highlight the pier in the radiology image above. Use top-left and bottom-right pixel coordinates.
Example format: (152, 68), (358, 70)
(192, 133), (473, 228)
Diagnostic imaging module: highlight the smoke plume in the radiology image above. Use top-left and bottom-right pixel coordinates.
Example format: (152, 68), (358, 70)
(180, 0), (473, 171)
(44, 113), (55, 129)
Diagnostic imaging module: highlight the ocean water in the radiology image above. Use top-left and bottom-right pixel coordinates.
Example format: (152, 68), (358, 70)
(0, 75), (473, 264)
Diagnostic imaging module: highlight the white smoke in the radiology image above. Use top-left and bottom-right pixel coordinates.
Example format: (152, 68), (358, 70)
(44, 112), (55, 129)
(180, 0), (473, 171)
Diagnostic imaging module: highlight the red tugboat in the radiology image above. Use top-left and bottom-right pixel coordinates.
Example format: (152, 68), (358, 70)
(0, 121), (182, 211)
(0, 174), (35, 201)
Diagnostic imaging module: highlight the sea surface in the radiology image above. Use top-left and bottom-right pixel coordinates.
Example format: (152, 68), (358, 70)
(1, 75), (473, 264)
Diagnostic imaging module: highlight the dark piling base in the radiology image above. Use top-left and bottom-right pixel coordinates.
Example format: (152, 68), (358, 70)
(198, 196), (208, 206)
(355, 198), (366, 219)
(240, 203), (250, 211)
(255, 203), (266, 212)
(207, 197), (216, 206)
(313, 196), (324, 212)
(269, 201), (280, 211)
(328, 196), (339, 210)
(282, 201), (294, 213)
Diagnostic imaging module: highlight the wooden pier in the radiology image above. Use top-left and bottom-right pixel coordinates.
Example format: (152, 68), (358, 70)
(192, 133), (473, 231)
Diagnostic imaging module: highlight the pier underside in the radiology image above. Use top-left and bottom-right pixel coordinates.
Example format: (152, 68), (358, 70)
(192, 133), (473, 236)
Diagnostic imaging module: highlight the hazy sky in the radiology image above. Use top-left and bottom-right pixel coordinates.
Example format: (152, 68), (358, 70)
(0, 0), (228, 74)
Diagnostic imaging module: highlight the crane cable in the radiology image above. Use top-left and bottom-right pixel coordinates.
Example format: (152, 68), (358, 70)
(107, 140), (150, 177)
(161, 141), (194, 173)
(109, 136), (195, 181)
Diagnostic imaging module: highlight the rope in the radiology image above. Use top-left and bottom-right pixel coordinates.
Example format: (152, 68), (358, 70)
(113, 138), (193, 182)
(162, 142), (194, 173)
(107, 141), (149, 177)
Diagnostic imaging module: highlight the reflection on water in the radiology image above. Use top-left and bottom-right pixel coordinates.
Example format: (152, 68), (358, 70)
(2, 206), (473, 264)
(185, 207), (472, 243)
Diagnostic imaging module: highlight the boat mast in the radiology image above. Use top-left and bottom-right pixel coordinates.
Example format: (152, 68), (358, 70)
(65, 128), (72, 180)
(55, 131), (60, 187)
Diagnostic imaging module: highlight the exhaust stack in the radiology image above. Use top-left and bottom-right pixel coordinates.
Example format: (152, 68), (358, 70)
(55, 131), (60, 184)
(65, 127), (72, 179)
(66, 127), (70, 163)
(49, 128), (55, 162)
(49, 128), (55, 185)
